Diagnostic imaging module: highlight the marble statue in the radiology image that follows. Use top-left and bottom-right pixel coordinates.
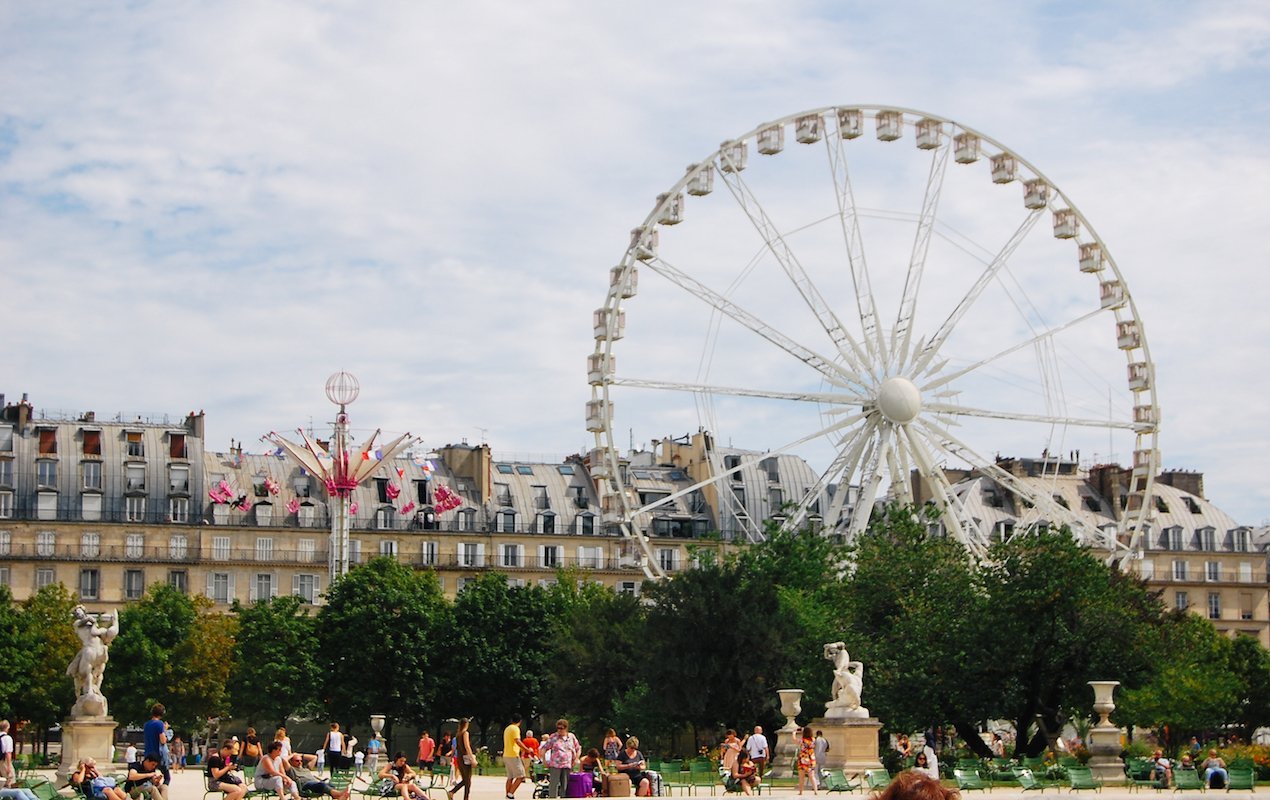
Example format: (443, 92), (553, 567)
(66, 605), (119, 718)
(823, 641), (868, 718)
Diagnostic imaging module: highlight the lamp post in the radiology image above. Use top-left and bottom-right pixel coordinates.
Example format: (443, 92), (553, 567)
(264, 371), (420, 578)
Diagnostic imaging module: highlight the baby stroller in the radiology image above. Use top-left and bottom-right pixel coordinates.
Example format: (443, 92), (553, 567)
(531, 761), (551, 799)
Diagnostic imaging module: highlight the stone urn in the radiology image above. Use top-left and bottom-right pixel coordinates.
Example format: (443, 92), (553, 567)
(370, 715), (386, 736)
(777, 688), (803, 728)
(1089, 681), (1119, 727)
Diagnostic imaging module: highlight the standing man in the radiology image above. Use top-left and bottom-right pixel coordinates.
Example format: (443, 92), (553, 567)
(142, 704), (170, 785)
(503, 714), (528, 800)
(0, 720), (14, 784)
(745, 726), (769, 779)
(416, 731), (434, 772)
(813, 730), (829, 789)
(366, 735), (382, 778)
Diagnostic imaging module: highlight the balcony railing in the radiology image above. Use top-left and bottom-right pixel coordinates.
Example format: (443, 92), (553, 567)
(0, 542), (329, 565)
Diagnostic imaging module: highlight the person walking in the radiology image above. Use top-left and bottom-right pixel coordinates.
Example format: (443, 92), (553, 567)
(322, 724), (345, 774)
(503, 714), (528, 800)
(745, 727), (769, 779)
(540, 720), (581, 799)
(446, 719), (474, 800)
(796, 728), (817, 795)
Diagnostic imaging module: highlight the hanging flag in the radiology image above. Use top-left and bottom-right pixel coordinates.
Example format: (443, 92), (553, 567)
(286, 499), (301, 514)
(396, 467), (405, 479)
(374, 449), (383, 460)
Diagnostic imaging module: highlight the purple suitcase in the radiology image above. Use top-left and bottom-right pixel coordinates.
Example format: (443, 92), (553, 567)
(567, 772), (593, 798)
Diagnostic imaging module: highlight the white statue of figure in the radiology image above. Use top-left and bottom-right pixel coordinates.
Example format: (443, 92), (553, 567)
(823, 641), (868, 718)
(66, 605), (119, 718)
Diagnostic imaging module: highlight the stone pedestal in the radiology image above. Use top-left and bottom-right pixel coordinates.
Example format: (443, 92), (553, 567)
(59, 717), (118, 782)
(1086, 727), (1125, 785)
(806, 717), (884, 776)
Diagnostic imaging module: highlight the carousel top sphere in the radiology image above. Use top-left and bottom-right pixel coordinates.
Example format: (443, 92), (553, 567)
(325, 371), (360, 407)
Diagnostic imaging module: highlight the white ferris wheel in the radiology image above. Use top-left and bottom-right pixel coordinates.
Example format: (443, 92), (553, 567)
(587, 106), (1160, 578)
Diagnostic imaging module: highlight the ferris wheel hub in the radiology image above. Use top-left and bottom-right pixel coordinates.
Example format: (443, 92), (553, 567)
(877, 377), (922, 424)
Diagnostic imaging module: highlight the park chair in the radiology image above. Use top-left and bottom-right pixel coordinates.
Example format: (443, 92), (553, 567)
(988, 761), (1020, 788)
(689, 761), (717, 795)
(1225, 768), (1254, 792)
(1126, 759), (1164, 792)
(1016, 768), (1046, 793)
(21, 780), (61, 800)
(665, 763), (694, 796)
(818, 769), (860, 793)
(955, 768), (989, 792)
(1172, 770), (1205, 793)
(1067, 766), (1102, 792)
(865, 770), (892, 792)
(423, 762), (451, 798)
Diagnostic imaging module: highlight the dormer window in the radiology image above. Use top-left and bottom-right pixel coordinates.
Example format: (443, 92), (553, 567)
(125, 431), (144, 458)
(82, 430), (102, 456)
(38, 428), (57, 455)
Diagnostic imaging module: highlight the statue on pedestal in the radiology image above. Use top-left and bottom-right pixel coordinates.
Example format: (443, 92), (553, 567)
(823, 641), (868, 718)
(66, 605), (119, 719)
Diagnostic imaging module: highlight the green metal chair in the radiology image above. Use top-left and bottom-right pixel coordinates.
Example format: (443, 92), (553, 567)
(865, 770), (892, 792)
(1016, 768), (1047, 793)
(1225, 768), (1254, 792)
(1067, 766), (1102, 792)
(1172, 770), (1205, 793)
(818, 769), (860, 793)
(955, 768), (989, 792)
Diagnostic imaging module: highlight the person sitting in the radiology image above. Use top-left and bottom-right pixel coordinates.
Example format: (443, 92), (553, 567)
(876, 770), (957, 800)
(728, 752), (761, 796)
(615, 737), (652, 797)
(286, 753), (350, 800)
(73, 758), (127, 800)
(379, 753), (426, 800)
(1201, 750), (1228, 789)
(206, 743), (248, 800)
(124, 753), (170, 800)
(256, 741), (300, 800)
(1149, 750), (1172, 788)
(580, 748), (604, 796)
(912, 751), (937, 780)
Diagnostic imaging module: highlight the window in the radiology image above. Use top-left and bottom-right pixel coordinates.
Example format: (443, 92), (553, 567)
(379, 540), (398, 557)
(349, 539), (362, 564)
(256, 537), (274, 561)
(208, 572), (232, 604)
(533, 486), (549, 510)
(168, 570), (187, 594)
(79, 568), (100, 600)
(36, 568), (55, 589)
(298, 538), (316, 562)
(420, 541), (438, 566)
(459, 542), (484, 568)
(496, 464), (514, 474)
(457, 577), (474, 592)
(1208, 592), (1221, 620)
(169, 497), (189, 523)
(732, 486), (746, 507)
(1240, 592), (1254, 621)
(769, 487), (784, 510)
(500, 511), (516, 533)
(125, 496), (146, 522)
(1206, 561), (1221, 582)
(1200, 528), (1216, 552)
(82, 461), (102, 490)
(501, 544), (523, 568)
(293, 477), (311, 498)
(0, 492), (11, 519)
(540, 545), (561, 568)
(37, 531), (56, 556)
(169, 433), (187, 458)
(1234, 529), (1251, 552)
(81, 493), (101, 521)
(557, 465), (575, 475)
(0, 428), (13, 452)
(578, 546), (604, 569)
(125, 431), (144, 458)
(125, 464), (145, 492)
(298, 503), (316, 527)
(538, 512), (556, 534)
(1161, 527), (1182, 550)
(1175, 591), (1188, 611)
(570, 485), (588, 509)
(459, 508), (477, 531)
(1138, 559), (1155, 580)
(0, 531), (9, 556)
(516, 465), (533, 475)
(375, 507), (395, 529)
(657, 548), (677, 573)
(578, 513), (596, 536)
(724, 454), (742, 474)
(618, 581), (640, 596)
(375, 478), (390, 503)
(251, 573), (275, 601)
(37, 491), (57, 520)
(169, 465), (189, 493)
(169, 535), (187, 559)
(125, 534), (144, 558)
(37, 460), (57, 487)
(124, 569), (145, 600)
(415, 480), (432, 505)
(1172, 560), (1187, 581)
(0, 568), (8, 587)
(82, 430), (101, 456)
(1240, 562), (1254, 583)
(255, 503), (273, 526)
(294, 574), (319, 604)
(38, 428), (57, 454)
(212, 536), (231, 560)
(495, 483), (513, 506)
(80, 532), (100, 558)
(0, 460), (10, 486)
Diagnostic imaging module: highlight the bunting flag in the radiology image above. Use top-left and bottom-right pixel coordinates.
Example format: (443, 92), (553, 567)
(286, 498), (301, 514)
(396, 467), (405, 479)
(401, 501), (416, 515)
(385, 482), (401, 500)
(349, 502), (359, 515)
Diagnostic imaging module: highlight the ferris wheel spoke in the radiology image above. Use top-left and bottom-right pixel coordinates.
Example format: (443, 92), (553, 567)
(628, 412), (868, 519)
(892, 139), (952, 371)
(910, 208), (1045, 376)
(916, 417), (1100, 545)
(825, 130), (886, 364)
(885, 431), (915, 507)
(901, 426), (989, 558)
(714, 168), (876, 377)
(846, 424), (893, 538)
(922, 402), (1146, 432)
(644, 254), (870, 391)
(921, 307), (1104, 391)
(783, 417), (877, 530)
(611, 377), (868, 406)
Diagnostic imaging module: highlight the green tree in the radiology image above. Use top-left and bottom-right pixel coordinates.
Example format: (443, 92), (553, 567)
(101, 583), (199, 726)
(14, 584), (78, 745)
(167, 596), (237, 733)
(315, 558), (448, 738)
(432, 572), (551, 741)
(0, 586), (37, 718)
(1227, 634), (1270, 741)
(231, 595), (320, 727)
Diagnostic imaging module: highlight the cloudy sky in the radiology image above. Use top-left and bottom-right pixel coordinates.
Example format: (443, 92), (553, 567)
(3, 2), (1269, 523)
